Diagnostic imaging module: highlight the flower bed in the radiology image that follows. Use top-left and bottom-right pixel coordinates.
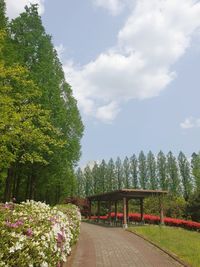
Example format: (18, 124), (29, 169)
(0, 201), (81, 267)
(90, 212), (200, 231)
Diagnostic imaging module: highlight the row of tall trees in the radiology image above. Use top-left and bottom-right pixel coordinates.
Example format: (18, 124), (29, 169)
(76, 151), (200, 201)
(0, 1), (83, 204)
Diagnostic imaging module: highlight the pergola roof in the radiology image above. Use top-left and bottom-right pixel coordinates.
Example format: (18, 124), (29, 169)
(87, 189), (168, 201)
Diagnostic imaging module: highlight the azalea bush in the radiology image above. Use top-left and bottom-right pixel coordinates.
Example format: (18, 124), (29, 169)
(56, 204), (81, 246)
(90, 212), (200, 231)
(0, 201), (81, 267)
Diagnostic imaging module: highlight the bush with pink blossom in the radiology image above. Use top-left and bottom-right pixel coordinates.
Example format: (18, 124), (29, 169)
(0, 200), (81, 267)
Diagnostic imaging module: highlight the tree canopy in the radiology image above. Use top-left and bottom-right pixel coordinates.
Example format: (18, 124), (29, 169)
(0, 1), (83, 204)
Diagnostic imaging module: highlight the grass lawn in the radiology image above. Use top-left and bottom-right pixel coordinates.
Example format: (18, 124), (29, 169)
(128, 225), (200, 267)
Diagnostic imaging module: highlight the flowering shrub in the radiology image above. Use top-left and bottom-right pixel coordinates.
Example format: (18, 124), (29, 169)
(0, 201), (81, 267)
(90, 212), (200, 231)
(56, 204), (81, 246)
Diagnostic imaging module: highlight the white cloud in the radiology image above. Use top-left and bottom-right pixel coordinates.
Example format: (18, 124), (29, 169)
(96, 101), (120, 122)
(180, 117), (200, 129)
(93, 0), (126, 15)
(5, 0), (45, 19)
(63, 0), (200, 123)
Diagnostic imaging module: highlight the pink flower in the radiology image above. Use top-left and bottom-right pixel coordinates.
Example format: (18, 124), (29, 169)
(5, 219), (24, 228)
(26, 228), (33, 237)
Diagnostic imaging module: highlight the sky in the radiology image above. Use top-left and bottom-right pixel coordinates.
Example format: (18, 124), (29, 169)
(5, 0), (200, 167)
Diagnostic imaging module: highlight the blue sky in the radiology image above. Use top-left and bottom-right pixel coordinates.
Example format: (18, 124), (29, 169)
(6, 0), (200, 166)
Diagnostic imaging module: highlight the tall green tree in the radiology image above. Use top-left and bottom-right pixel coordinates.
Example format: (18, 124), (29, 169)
(191, 152), (200, 192)
(167, 151), (180, 195)
(98, 160), (107, 193)
(115, 157), (123, 190)
(76, 167), (85, 198)
(6, 4), (83, 202)
(130, 154), (138, 188)
(106, 158), (115, 191)
(178, 151), (192, 200)
(123, 157), (131, 188)
(0, 0), (7, 29)
(92, 162), (101, 194)
(157, 151), (168, 190)
(147, 151), (157, 190)
(84, 165), (93, 197)
(0, 34), (63, 201)
(138, 151), (147, 189)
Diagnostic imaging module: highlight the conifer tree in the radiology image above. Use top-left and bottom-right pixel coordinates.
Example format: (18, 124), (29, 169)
(98, 160), (107, 193)
(115, 157), (123, 190)
(191, 152), (200, 192)
(130, 154), (138, 188)
(84, 165), (93, 197)
(157, 151), (168, 190)
(106, 158), (115, 191)
(178, 151), (192, 200)
(92, 162), (101, 194)
(76, 167), (85, 197)
(138, 151), (147, 189)
(6, 4), (83, 202)
(147, 151), (157, 190)
(123, 157), (131, 188)
(167, 151), (180, 195)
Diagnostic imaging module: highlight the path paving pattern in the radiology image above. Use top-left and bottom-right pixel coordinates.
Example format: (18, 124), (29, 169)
(67, 222), (183, 267)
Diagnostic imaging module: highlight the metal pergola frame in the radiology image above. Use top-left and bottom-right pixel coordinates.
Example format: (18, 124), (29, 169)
(87, 189), (168, 228)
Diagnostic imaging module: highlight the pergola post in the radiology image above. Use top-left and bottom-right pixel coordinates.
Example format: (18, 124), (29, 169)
(159, 196), (164, 225)
(126, 198), (129, 223)
(97, 200), (100, 222)
(88, 200), (92, 220)
(114, 201), (117, 225)
(140, 198), (144, 223)
(123, 197), (127, 228)
(108, 200), (112, 225)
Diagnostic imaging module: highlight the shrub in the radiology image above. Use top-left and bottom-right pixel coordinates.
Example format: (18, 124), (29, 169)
(56, 204), (81, 246)
(0, 201), (81, 267)
(186, 192), (200, 222)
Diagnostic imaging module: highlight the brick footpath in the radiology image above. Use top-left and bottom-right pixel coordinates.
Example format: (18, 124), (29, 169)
(66, 222), (183, 267)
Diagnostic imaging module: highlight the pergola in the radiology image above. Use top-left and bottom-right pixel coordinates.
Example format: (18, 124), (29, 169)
(87, 189), (168, 228)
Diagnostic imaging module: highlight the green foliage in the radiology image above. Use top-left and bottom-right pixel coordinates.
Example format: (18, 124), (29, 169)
(157, 151), (168, 190)
(191, 152), (200, 191)
(106, 158), (116, 191)
(0, 0), (7, 29)
(178, 151), (192, 201)
(138, 151), (148, 189)
(0, 3), (83, 203)
(123, 156), (131, 188)
(147, 151), (157, 190)
(144, 195), (186, 218)
(77, 151), (197, 202)
(166, 151), (180, 195)
(186, 192), (200, 222)
(130, 154), (138, 189)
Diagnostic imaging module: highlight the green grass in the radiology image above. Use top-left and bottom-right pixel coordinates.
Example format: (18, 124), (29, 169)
(128, 225), (200, 267)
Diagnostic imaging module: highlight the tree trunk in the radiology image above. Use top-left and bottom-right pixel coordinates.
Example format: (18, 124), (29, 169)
(26, 175), (31, 200)
(4, 167), (13, 202)
(29, 174), (36, 200)
(15, 175), (21, 202)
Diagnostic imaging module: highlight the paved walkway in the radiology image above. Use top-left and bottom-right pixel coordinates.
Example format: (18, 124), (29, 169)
(66, 222), (183, 267)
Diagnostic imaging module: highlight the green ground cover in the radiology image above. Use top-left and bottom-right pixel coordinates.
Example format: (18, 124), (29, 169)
(128, 225), (200, 267)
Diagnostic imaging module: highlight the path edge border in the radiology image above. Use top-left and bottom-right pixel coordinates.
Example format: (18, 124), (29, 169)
(126, 229), (192, 267)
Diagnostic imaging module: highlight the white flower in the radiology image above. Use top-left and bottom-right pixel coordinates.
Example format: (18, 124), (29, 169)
(41, 262), (48, 267)
(9, 247), (15, 253)
(15, 242), (23, 251)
